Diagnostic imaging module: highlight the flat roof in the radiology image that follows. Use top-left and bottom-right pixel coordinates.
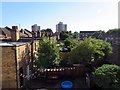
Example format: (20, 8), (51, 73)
(0, 41), (29, 46)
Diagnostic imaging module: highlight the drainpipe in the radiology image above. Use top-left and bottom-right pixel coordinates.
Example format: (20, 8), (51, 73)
(12, 46), (18, 89)
(31, 31), (34, 73)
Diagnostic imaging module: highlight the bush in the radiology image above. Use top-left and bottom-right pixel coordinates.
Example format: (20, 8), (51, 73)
(93, 64), (120, 89)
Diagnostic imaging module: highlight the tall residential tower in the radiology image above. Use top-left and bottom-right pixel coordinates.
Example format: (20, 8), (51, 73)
(56, 22), (67, 33)
(31, 24), (41, 37)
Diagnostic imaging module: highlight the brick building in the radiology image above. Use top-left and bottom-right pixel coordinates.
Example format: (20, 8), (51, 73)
(79, 31), (96, 39)
(0, 26), (41, 89)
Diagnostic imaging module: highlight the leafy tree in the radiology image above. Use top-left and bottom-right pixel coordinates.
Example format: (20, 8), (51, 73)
(36, 40), (61, 68)
(64, 38), (78, 48)
(68, 31), (72, 35)
(93, 64), (120, 89)
(107, 28), (120, 34)
(60, 31), (69, 40)
(46, 28), (53, 32)
(64, 38), (71, 47)
(73, 31), (79, 39)
(92, 30), (105, 39)
(68, 31), (73, 38)
(68, 38), (112, 64)
(41, 28), (53, 33)
(41, 29), (46, 32)
(41, 28), (53, 41)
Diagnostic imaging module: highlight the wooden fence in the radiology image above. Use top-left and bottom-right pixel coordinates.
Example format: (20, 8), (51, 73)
(33, 65), (86, 78)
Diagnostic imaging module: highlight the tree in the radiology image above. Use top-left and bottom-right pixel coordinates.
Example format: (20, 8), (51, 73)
(64, 38), (78, 48)
(64, 38), (71, 47)
(46, 28), (53, 32)
(41, 29), (46, 32)
(107, 28), (120, 34)
(68, 31), (73, 38)
(60, 31), (69, 40)
(73, 31), (79, 39)
(41, 28), (53, 33)
(93, 64), (120, 89)
(92, 30), (105, 39)
(41, 28), (53, 40)
(36, 40), (61, 68)
(68, 38), (112, 64)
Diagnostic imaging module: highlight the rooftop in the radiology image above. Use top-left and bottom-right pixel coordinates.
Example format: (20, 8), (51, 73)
(0, 41), (29, 46)
(80, 31), (98, 33)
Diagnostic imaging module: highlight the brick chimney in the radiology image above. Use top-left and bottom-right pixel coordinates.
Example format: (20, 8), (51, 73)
(11, 26), (20, 41)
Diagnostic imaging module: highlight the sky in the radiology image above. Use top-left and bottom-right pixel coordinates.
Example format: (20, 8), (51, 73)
(1, 0), (119, 32)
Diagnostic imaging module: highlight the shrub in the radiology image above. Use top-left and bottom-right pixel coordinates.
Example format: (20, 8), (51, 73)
(93, 64), (120, 89)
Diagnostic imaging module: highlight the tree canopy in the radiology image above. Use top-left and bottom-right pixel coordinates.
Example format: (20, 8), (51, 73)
(68, 38), (112, 64)
(60, 31), (69, 40)
(46, 28), (53, 32)
(92, 30), (105, 39)
(64, 38), (78, 48)
(93, 64), (120, 88)
(41, 28), (53, 33)
(36, 40), (61, 68)
(107, 28), (120, 34)
(73, 31), (79, 39)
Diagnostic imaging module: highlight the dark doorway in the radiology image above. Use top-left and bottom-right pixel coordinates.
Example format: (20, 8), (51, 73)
(19, 67), (23, 87)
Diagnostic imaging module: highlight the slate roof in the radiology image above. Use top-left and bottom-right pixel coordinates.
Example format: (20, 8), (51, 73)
(0, 26), (33, 40)
(80, 31), (97, 33)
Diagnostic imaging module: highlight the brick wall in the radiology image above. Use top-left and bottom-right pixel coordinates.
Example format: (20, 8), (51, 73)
(2, 46), (17, 88)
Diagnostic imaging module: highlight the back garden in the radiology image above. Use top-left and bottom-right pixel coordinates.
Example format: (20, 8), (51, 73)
(24, 36), (120, 90)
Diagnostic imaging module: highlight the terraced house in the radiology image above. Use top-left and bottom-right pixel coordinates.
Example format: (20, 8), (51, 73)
(0, 26), (41, 88)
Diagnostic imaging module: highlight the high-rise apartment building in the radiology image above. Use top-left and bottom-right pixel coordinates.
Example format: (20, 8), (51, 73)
(56, 22), (67, 33)
(31, 24), (41, 37)
(31, 24), (40, 32)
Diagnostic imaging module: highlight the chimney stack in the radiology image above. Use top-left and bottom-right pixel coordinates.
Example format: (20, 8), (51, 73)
(11, 26), (20, 41)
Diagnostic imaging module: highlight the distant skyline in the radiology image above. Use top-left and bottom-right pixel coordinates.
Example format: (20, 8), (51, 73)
(1, 1), (119, 32)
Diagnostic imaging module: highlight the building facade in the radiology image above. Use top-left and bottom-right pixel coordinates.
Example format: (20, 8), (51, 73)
(102, 32), (120, 45)
(31, 24), (40, 32)
(1, 41), (31, 88)
(31, 24), (41, 38)
(56, 22), (67, 33)
(0, 26), (41, 89)
(79, 31), (98, 39)
(101, 31), (120, 65)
